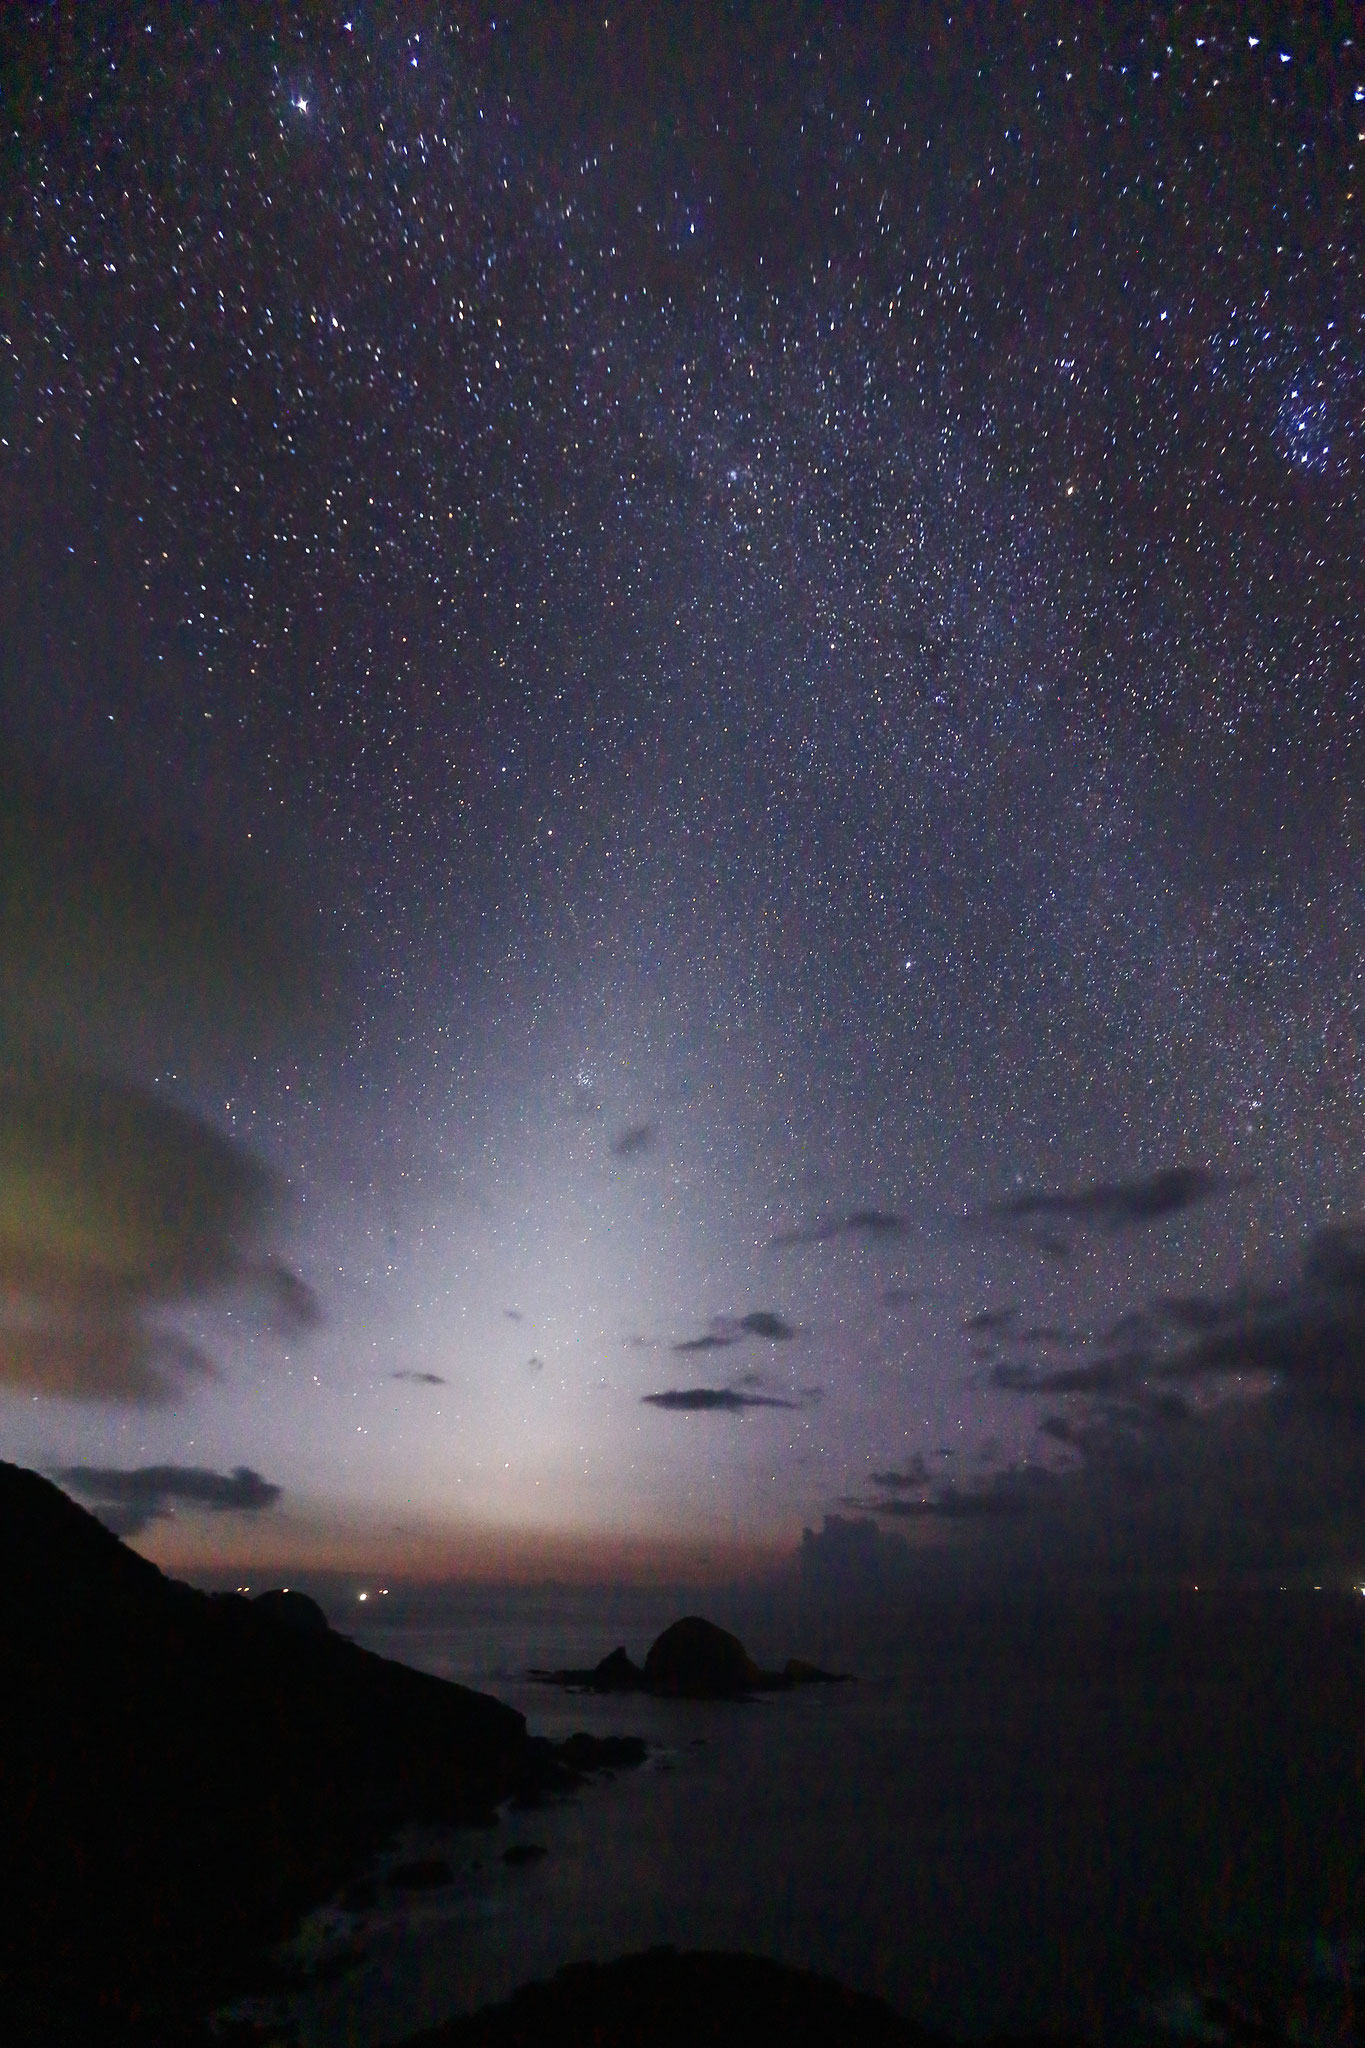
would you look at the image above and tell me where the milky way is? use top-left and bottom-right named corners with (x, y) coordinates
top-left (2, 6), bottom-right (1362, 1578)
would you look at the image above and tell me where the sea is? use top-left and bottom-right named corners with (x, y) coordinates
top-left (218, 1582), bottom-right (1365, 2046)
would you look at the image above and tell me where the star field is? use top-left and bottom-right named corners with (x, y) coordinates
top-left (2, 4), bottom-right (1363, 1578)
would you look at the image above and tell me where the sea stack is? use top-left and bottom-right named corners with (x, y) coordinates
top-left (641, 1616), bottom-right (763, 1697)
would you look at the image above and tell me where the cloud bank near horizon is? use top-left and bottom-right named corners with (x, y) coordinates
top-left (57, 1462), bottom-right (282, 1538)
top-left (841, 1218), bottom-right (1365, 1584)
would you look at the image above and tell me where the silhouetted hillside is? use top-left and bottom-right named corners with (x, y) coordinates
top-left (0, 1462), bottom-right (627, 2044)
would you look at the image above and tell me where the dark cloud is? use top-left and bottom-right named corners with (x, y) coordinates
top-left (845, 1209), bottom-right (908, 1238)
top-left (799, 1514), bottom-right (913, 1589)
top-left (0, 1065), bottom-right (317, 1401)
top-left (770, 1209), bottom-right (907, 1249)
top-left (1157, 1293), bottom-right (1251, 1334)
top-left (946, 1216), bottom-right (1365, 1583)
top-left (849, 1453), bottom-right (1037, 1526)
top-left (979, 1165), bottom-right (1231, 1234)
top-left (610, 1121), bottom-right (654, 1158)
top-left (392, 1370), bottom-right (447, 1385)
top-left (57, 1462), bottom-right (281, 1537)
top-left (1104, 1309), bottom-right (1157, 1345)
top-left (868, 1459), bottom-right (929, 1488)
top-left (1014, 1325), bottom-right (1076, 1347)
top-left (880, 1285), bottom-right (917, 1307)
top-left (738, 1310), bottom-right (796, 1341)
top-left (1175, 1295), bottom-right (1365, 1415)
top-left (993, 1354), bottom-right (1143, 1396)
top-left (642, 1387), bottom-right (799, 1412)
top-left (527, 1354), bottom-right (545, 1374)
top-left (1304, 1222), bottom-right (1365, 1294)
top-left (963, 1306), bottom-right (1015, 1335)
top-left (871, 1488), bottom-right (1030, 1520)
top-left (996, 1225), bottom-right (1365, 1421)
top-left (671, 1309), bottom-right (798, 1352)
top-left (504, 1308), bottom-right (524, 1323)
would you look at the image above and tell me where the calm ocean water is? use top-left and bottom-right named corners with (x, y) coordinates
top-left (222, 1585), bottom-right (1365, 2046)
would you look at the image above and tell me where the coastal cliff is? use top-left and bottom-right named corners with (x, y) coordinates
top-left (0, 1461), bottom-right (632, 2044)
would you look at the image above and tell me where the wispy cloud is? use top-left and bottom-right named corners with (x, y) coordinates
top-left (670, 1309), bottom-right (799, 1352)
top-left (770, 1208), bottom-right (907, 1249)
top-left (976, 1165), bottom-right (1234, 1234)
top-left (963, 1306), bottom-right (1015, 1335)
top-left (610, 1121), bottom-right (654, 1158)
top-left (737, 1310), bottom-right (796, 1340)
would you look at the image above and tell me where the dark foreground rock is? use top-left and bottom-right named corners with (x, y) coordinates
top-left (392, 1946), bottom-right (1088, 2047)
top-left (533, 1613), bottom-right (851, 1698)
top-left (0, 1461), bottom-right (640, 2046)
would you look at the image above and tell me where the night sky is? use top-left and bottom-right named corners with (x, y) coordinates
top-left (2, 3), bottom-right (1363, 1585)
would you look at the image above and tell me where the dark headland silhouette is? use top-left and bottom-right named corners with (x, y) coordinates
top-left (0, 1461), bottom-right (640, 2044)
top-left (533, 1612), bottom-right (851, 1697)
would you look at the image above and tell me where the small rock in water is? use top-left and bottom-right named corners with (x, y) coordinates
top-left (558, 1731), bottom-right (647, 1771)
top-left (591, 1645), bottom-right (646, 1688)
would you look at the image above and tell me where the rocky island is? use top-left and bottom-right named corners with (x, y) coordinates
top-left (532, 1612), bottom-right (851, 1698)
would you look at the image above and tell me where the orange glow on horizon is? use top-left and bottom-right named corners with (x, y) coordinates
top-left (134, 1503), bottom-right (793, 1588)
